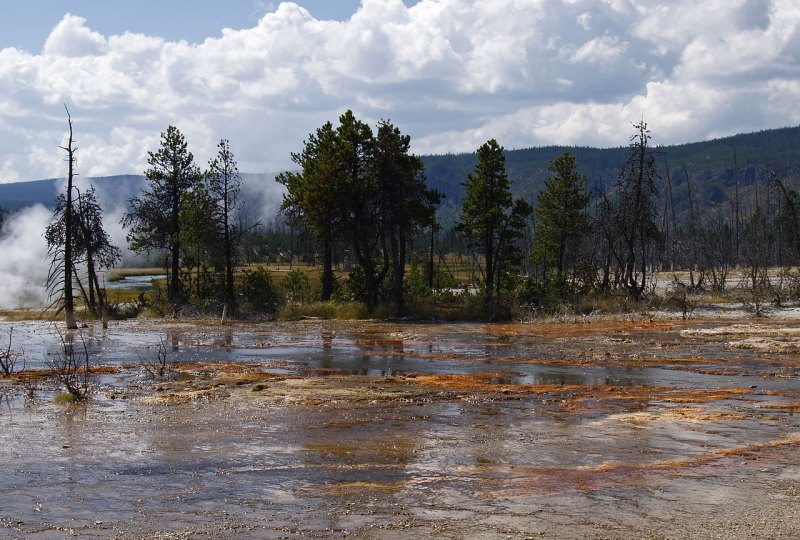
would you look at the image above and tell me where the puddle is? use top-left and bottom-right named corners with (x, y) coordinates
top-left (0, 318), bottom-right (798, 538)
top-left (102, 274), bottom-right (163, 290)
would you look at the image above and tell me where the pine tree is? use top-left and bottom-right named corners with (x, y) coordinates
top-left (123, 126), bottom-right (200, 304)
top-left (207, 139), bottom-right (245, 317)
top-left (373, 120), bottom-right (440, 314)
top-left (458, 139), bottom-right (532, 306)
top-left (277, 121), bottom-right (344, 301)
top-left (532, 152), bottom-right (590, 278)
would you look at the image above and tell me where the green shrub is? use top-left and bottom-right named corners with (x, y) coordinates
top-left (279, 270), bottom-right (313, 303)
top-left (55, 392), bottom-right (79, 404)
top-left (277, 301), bottom-right (369, 320)
top-left (403, 288), bottom-right (486, 321)
top-left (140, 281), bottom-right (171, 317)
top-left (334, 265), bottom-right (366, 303)
top-left (182, 266), bottom-right (225, 307)
top-left (517, 275), bottom-right (578, 313)
top-left (404, 263), bottom-right (432, 302)
top-left (238, 267), bottom-right (283, 315)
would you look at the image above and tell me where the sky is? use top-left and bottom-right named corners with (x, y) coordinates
top-left (0, 0), bottom-right (799, 183)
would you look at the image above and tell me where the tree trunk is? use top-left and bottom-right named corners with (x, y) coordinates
top-left (86, 252), bottom-right (97, 315)
top-left (91, 271), bottom-right (108, 329)
top-left (171, 240), bottom-right (181, 304)
top-left (320, 230), bottom-right (334, 301)
top-left (170, 178), bottom-right (182, 305)
top-left (428, 225), bottom-right (436, 289)
top-left (62, 107), bottom-right (77, 329)
top-left (353, 232), bottom-right (380, 311)
top-left (224, 230), bottom-right (234, 315)
top-left (484, 234), bottom-right (494, 305)
top-left (391, 226), bottom-right (405, 315)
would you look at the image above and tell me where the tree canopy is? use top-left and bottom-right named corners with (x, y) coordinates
top-left (277, 111), bottom-right (440, 313)
top-left (532, 152), bottom-right (590, 278)
top-left (458, 139), bottom-right (532, 308)
top-left (123, 125), bottom-right (200, 304)
top-left (207, 139), bottom-right (246, 317)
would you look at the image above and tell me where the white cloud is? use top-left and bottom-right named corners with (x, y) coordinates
top-left (0, 0), bottom-right (796, 186)
top-left (577, 11), bottom-right (592, 30)
top-left (43, 13), bottom-right (109, 57)
top-left (569, 35), bottom-right (628, 64)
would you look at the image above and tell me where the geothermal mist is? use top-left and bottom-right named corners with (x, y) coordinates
top-left (0, 205), bottom-right (52, 309)
top-left (0, 173), bottom-right (285, 310)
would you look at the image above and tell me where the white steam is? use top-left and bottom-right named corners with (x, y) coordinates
top-left (0, 172), bottom-right (287, 311)
top-left (241, 173), bottom-right (286, 226)
top-left (0, 205), bottom-right (52, 309)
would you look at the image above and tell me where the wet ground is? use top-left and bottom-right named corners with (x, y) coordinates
top-left (0, 316), bottom-right (798, 539)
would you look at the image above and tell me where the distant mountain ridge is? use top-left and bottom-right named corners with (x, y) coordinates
top-left (0, 173), bottom-right (283, 226)
top-left (2, 125), bottom-right (799, 226)
top-left (0, 174), bottom-right (144, 212)
top-left (424, 125), bottom-right (800, 221)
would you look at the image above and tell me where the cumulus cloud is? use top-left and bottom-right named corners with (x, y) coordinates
top-left (0, 0), bottom-right (798, 185)
top-left (43, 13), bottom-right (109, 57)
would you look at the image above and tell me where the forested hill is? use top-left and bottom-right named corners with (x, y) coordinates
top-left (423, 125), bottom-right (800, 221)
top-left (0, 174), bottom-right (145, 212)
top-left (1, 125), bottom-right (799, 226)
top-left (0, 173), bottom-right (281, 225)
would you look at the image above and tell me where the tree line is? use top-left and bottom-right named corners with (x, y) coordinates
top-left (277, 111), bottom-right (441, 313)
top-left (122, 130), bottom-right (247, 318)
top-left (47, 117), bottom-right (250, 325)
top-left (45, 110), bottom-right (800, 325)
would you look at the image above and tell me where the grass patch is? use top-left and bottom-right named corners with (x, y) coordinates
top-left (277, 298), bottom-right (489, 322)
top-left (54, 392), bottom-right (80, 404)
top-left (0, 309), bottom-right (56, 322)
top-left (278, 301), bottom-right (370, 320)
top-left (250, 264), bottom-right (349, 292)
top-left (105, 288), bottom-right (147, 305)
top-left (696, 292), bottom-right (739, 305)
top-left (404, 299), bottom-right (486, 321)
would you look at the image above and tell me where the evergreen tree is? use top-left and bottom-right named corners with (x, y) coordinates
top-left (179, 178), bottom-right (220, 300)
top-left (278, 112), bottom-right (440, 313)
top-left (276, 121), bottom-right (344, 301)
top-left (46, 186), bottom-right (121, 318)
top-left (373, 120), bottom-right (440, 314)
top-left (532, 152), bottom-right (590, 278)
top-left (336, 111), bottom-right (383, 309)
top-left (207, 139), bottom-right (245, 317)
top-left (123, 126), bottom-right (200, 304)
top-left (75, 186), bottom-right (121, 317)
top-left (458, 139), bottom-right (532, 306)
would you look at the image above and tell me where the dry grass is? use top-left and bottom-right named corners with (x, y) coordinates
top-left (278, 301), bottom-right (370, 320)
top-left (0, 308), bottom-right (55, 322)
top-left (104, 289), bottom-right (144, 304)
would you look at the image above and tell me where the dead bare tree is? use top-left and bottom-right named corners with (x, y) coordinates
top-left (0, 328), bottom-right (24, 377)
top-left (139, 337), bottom-right (172, 379)
top-left (46, 105), bottom-right (79, 329)
top-left (614, 121), bottom-right (662, 299)
top-left (47, 328), bottom-right (91, 400)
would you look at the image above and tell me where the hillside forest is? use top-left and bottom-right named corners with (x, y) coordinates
top-left (11, 110), bottom-right (800, 324)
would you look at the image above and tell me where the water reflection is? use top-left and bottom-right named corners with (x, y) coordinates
top-left (102, 274), bottom-right (161, 290)
top-left (1, 320), bottom-right (796, 393)
top-left (0, 318), bottom-right (798, 537)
